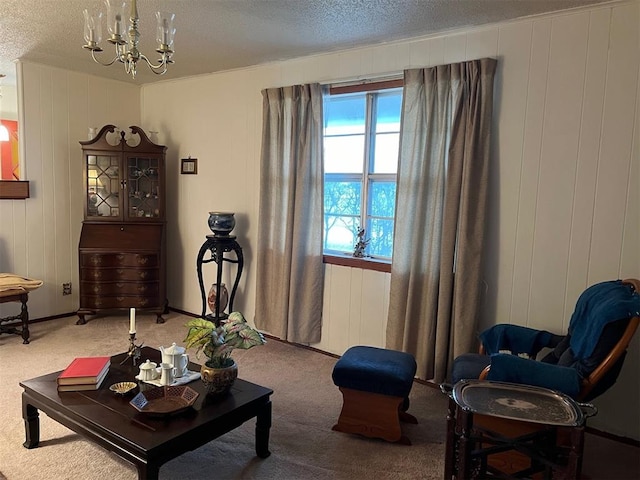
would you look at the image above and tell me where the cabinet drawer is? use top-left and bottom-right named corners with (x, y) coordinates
top-left (80, 281), bottom-right (159, 296)
top-left (80, 295), bottom-right (160, 309)
top-left (81, 253), bottom-right (159, 268)
top-left (81, 268), bottom-right (159, 282)
top-left (79, 223), bottom-right (163, 249)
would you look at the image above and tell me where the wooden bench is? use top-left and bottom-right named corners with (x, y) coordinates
top-left (0, 274), bottom-right (43, 344)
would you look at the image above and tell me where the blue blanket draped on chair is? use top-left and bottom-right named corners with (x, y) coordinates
top-left (568, 280), bottom-right (640, 359)
top-left (479, 324), bottom-right (556, 357)
top-left (482, 280), bottom-right (640, 398)
top-left (486, 353), bottom-right (581, 398)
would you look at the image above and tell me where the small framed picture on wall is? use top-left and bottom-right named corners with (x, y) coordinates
top-left (181, 157), bottom-right (198, 174)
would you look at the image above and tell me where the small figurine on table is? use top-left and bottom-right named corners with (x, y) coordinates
top-left (353, 228), bottom-right (370, 258)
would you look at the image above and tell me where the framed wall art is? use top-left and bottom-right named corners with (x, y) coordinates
top-left (181, 157), bottom-right (198, 174)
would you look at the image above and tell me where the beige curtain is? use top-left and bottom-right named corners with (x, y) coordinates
top-left (254, 84), bottom-right (324, 343)
top-left (386, 58), bottom-right (497, 382)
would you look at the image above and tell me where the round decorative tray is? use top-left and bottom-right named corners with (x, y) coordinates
top-left (452, 380), bottom-right (585, 427)
top-left (129, 385), bottom-right (199, 416)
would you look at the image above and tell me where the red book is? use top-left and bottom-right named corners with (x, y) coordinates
top-left (57, 368), bottom-right (109, 391)
top-left (57, 356), bottom-right (111, 386)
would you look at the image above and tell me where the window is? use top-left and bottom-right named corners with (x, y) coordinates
top-left (323, 82), bottom-right (402, 260)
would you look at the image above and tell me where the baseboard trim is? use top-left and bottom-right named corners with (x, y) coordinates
top-left (31, 307), bottom-right (195, 324)
top-left (168, 307), bottom-right (198, 318)
top-left (585, 426), bottom-right (640, 447)
top-left (268, 336), bottom-right (341, 360)
top-left (26, 312), bottom-right (77, 324)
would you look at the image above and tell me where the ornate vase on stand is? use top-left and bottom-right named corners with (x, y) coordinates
top-left (207, 212), bottom-right (236, 236)
top-left (207, 283), bottom-right (229, 317)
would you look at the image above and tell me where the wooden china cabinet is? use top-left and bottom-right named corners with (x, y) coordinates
top-left (77, 125), bottom-right (167, 325)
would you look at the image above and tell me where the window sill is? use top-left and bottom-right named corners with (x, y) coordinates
top-left (323, 254), bottom-right (391, 273)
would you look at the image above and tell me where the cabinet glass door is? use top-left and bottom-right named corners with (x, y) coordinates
top-left (87, 154), bottom-right (121, 218)
top-left (126, 156), bottom-right (162, 220)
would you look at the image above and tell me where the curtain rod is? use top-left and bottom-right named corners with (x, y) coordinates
top-left (321, 73), bottom-right (403, 89)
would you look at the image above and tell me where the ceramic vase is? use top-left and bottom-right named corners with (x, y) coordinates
top-left (207, 212), bottom-right (236, 236)
top-left (200, 360), bottom-right (238, 396)
top-left (207, 283), bottom-right (229, 315)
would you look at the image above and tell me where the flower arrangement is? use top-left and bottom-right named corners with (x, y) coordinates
top-left (183, 312), bottom-right (266, 368)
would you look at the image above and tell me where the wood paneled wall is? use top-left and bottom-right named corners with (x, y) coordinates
top-left (0, 62), bottom-right (140, 319)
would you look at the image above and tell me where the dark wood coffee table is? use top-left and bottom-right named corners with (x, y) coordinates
top-left (20, 347), bottom-right (273, 479)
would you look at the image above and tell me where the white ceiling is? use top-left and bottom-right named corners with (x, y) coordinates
top-left (0, 0), bottom-right (614, 86)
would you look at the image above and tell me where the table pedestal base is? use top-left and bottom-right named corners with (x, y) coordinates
top-left (445, 397), bottom-right (585, 480)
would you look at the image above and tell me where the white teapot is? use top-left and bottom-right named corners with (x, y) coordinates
top-left (137, 359), bottom-right (160, 382)
top-left (160, 342), bottom-right (189, 378)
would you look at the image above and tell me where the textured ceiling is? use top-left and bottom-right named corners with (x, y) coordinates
top-left (0, 0), bottom-right (614, 86)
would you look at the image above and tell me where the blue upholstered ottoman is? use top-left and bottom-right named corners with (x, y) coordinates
top-left (331, 346), bottom-right (418, 444)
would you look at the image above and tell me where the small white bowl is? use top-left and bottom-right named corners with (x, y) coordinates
top-left (109, 382), bottom-right (137, 395)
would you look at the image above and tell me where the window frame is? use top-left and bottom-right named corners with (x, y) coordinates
top-left (322, 78), bottom-right (403, 267)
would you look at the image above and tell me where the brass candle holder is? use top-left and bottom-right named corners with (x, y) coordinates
top-left (120, 332), bottom-right (143, 366)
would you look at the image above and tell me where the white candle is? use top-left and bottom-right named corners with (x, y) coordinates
top-left (129, 308), bottom-right (136, 334)
top-left (162, 19), bottom-right (169, 44)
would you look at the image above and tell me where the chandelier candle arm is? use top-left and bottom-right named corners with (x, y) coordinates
top-left (83, 9), bottom-right (103, 50)
top-left (82, 0), bottom-right (175, 79)
top-left (156, 11), bottom-right (176, 53)
top-left (106, 1), bottom-right (126, 44)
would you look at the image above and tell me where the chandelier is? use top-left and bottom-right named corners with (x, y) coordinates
top-left (83, 0), bottom-right (175, 79)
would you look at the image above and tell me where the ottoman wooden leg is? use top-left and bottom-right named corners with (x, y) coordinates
top-left (399, 410), bottom-right (418, 424)
top-left (332, 387), bottom-right (412, 444)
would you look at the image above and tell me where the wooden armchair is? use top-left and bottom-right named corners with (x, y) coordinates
top-left (446, 279), bottom-right (640, 478)
top-left (452, 278), bottom-right (640, 402)
top-left (575, 279), bottom-right (639, 400)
